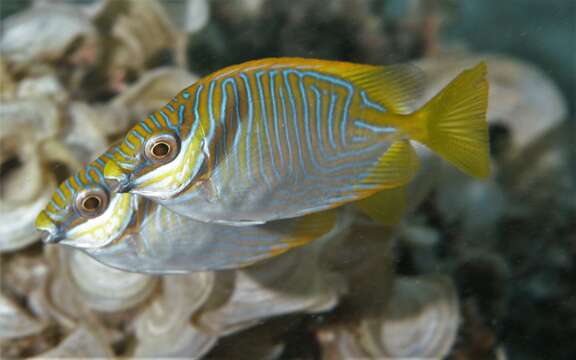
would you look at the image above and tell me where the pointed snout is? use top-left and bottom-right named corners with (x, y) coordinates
top-left (35, 211), bottom-right (64, 244)
top-left (103, 160), bottom-right (133, 193)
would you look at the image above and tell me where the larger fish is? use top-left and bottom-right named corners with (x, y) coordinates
top-left (34, 149), bottom-right (340, 273)
top-left (104, 58), bottom-right (490, 225)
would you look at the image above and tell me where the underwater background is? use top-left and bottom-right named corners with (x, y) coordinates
top-left (1, 0), bottom-right (574, 359)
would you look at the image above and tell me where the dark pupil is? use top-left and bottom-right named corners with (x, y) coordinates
top-left (82, 196), bottom-right (101, 211)
top-left (152, 142), bottom-right (170, 157)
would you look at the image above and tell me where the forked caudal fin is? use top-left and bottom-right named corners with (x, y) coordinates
top-left (409, 62), bottom-right (491, 179)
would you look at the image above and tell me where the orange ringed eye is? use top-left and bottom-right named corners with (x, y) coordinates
top-left (81, 196), bottom-right (101, 211)
top-left (151, 142), bottom-right (171, 158)
top-left (76, 187), bottom-right (108, 217)
top-left (144, 134), bottom-right (178, 162)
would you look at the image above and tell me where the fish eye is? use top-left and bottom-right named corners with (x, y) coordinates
top-left (144, 134), bottom-right (179, 163)
top-left (152, 142), bottom-right (170, 157)
top-left (82, 196), bottom-right (101, 210)
top-left (75, 187), bottom-right (109, 218)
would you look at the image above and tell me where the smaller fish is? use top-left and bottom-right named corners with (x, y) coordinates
top-left (34, 149), bottom-right (340, 273)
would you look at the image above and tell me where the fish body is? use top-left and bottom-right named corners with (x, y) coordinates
top-left (83, 199), bottom-right (345, 274)
top-left (35, 148), bottom-right (339, 272)
top-left (105, 58), bottom-right (490, 225)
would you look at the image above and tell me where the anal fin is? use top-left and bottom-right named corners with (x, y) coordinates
top-left (356, 186), bottom-right (407, 226)
top-left (267, 210), bottom-right (338, 257)
top-left (361, 139), bottom-right (419, 190)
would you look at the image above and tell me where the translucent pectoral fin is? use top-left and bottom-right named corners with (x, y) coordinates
top-left (356, 186), bottom-right (407, 226)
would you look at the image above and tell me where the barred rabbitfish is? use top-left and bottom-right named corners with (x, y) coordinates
top-left (104, 58), bottom-right (490, 225)
top-left (35, 148), bottom-right (338, 272)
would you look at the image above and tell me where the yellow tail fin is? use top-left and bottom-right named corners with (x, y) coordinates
top-left (410, 62), bottom-right (491, 178)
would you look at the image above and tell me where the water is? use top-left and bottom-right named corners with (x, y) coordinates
top-left (0, 0), bottom-right (574, 358)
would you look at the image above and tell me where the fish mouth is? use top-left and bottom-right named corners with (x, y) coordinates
top-left (105, 176), bottom-right (133, 193)
top-left (41, 231), bottom-right (65, 244)
top-left (117, 181), bottom-right (133, 193)
top-left (103, 160), bottom-right (133, 193)
top-left (35, 211), bottom-right (64, 244)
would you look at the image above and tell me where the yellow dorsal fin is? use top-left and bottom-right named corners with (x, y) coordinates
top-left (356, 186), bottom-right (407, 226)
top-left (338, 63), bottom-right (425, 113)
top-left (239, 58), bottom-right (425, 114)
top-left (361, 139), bottom-right (420, 190)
